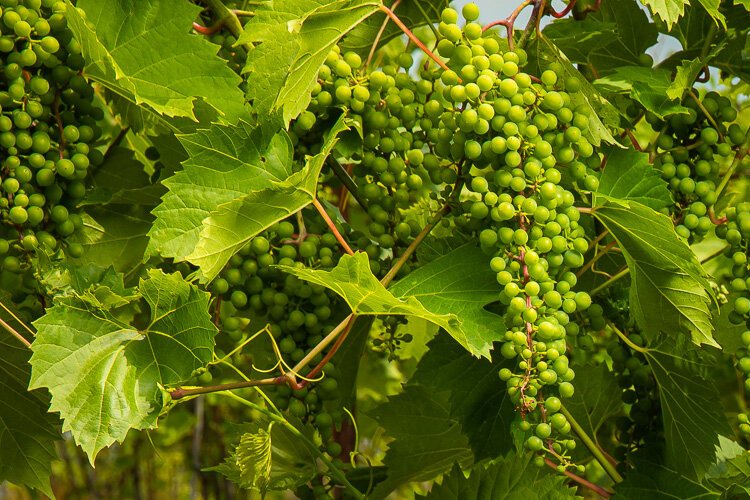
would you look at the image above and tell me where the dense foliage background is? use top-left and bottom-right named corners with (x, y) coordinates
top-left (0, 0), bottom-right (749, 498)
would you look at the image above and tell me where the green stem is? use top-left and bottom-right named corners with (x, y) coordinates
top-left (0, 316), bottom-right (31, 348)
top-left (328, 157), bottom-right (368, 210)
top-left (560, 405), bottom-right (623, 484)
top-left (608, 321), bottom-right (647, 354)
top-left (590, 268), bottom-right (629, 296)
top-left (224, 392), bottom-right (364, 499)
top-left (203, 0), bottom-right (248, 46)
top-left (381, 203), bottom-right (448, 287)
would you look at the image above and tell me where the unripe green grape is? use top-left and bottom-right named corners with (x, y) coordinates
top-left (8, 205), bottom-right (28, 224)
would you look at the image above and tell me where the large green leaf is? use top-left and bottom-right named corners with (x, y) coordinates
top-left (592, 197), bottom-right (716, 347)
top-left (639, 0), bottom-right (689, 29)
top-left (208, 420), bottom-right (317, 492)
top-left (411, 335), bottom-right (515, 460)
top-left (29, 270), bottom-right (217, 462)
top-left (342, 0), bottom-right (448, 55)
top-left (532, 34), bottom-right (619, 146)
top-left (563, 364), bottom-right (622, 448)
top-left (597, 147), bottom-right (673, 209)
top-left (369, 385), bottom-right (473, 499)
top-left (0, 329), bottom-right (59, 496)
top-left (546, 1), bottom-right (658, 74)
top-left (278, 244), bottom-right (502, 358)
top-left (643, 343), bottom-right (732, 478)
top-left (594, 66), bottom-right (691, 119)
top-left (82, 147), bottom-right (165, 207)
top-left (66, 0), bottom-right (244, 123)
top-left (420, 453), bottom-right (578, 500)
top-left (186, 115), bottom-right (349, 282)
top-left (240, 0), bottom-right (379, 123)
top-left (538, 18), bottom-right (618, 64)
top-left (615, 448), bottom-right (720, 499)
top-left (147, 120), bottom-right (292, 263)
top-left (74, 205), bottom-right (153, 273)
top-left (659, 4), bottom-right (750, 81)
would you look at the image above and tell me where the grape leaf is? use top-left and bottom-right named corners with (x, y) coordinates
top-left (235, 428), bottom-right (273, 491)
top-left (705, 438), bottom-right (750, 495)
top-left (540, 19), bottom-right (618, 64)
top-left (615, 447), bottom-right (720, 499)
top-left (0, 329), bottom-right (59, 496)
top-left (577, 1), bottom-right (659, 74)
top-left (147, 120), bottom-right (292, 264)
top-left (74, 205), bottom-right (153, 273)
top-left (643, 343), bottom-right (732, 478)
top-left (695, 0), bottom-right (727, 28)
top-left (592, 197), bottom-right (716, 347)
top-left (419, 453), bottom-right (578, 500)
top-left (208, 420), bottom-right (317, 492)
top-left (738, 0), bottom-right (750, 9)
top-left (532, 34), bottom-right (620, 146)
top-left (544, 1), bottom-right (658, 77)
top-left (82, 147), bottom-right (165, 207)
top-left (597, 147), bottom-right (673, 209)
top-left (659, 5), bottom-right (750, 81)
top-left (368, 385), bottom-right (473, 500)
top-left (29, 270), bottom-right (217, 462)
top-left (186, 115), bottom-right (349, 282)
top-left (240, 0), bottom-right (379, 123)
top-left (563, 364), bottom-right (622, 448)
top-left (65, 0), bottom-right (244, 123)
top-left (277, 244), bottom-right (503, 358)
top-left (411, 335), bottom-right (516, 460)
top-left (638, 0), bottom-right (689, 29)
top-left (594, 66), bottom-right (691, 119)
top-left (342, 0), bottom-right (448, 56)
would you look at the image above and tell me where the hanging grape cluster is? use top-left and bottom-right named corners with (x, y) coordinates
top-left (649, 91), bottom-right (744, 241)
top-left (0, 0), bottom-right (103, 296)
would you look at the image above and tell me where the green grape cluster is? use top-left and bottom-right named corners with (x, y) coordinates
top-left (0, 0), bottom-right (103, 291)
top-left (717, 202), bottom-right (750, 328)
top-left (300, 45), bottom-right (434, 273)
top-left (211, 217), bottom-right (349, 453)
top-left (649, 91), bottom-right (745, 240)
top-left (606, 334), bottom-right (660, 466)
top-left (421, 3), bottom-right (595, 470)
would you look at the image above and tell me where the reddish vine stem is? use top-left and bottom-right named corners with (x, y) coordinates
top-left (625, 129), bottom-right (643, 152)
top-left (378, 3), bottom-right (452, 75)
top-left (544, 458), bottom-right (612, 498)
top-left (708, 206), bottom-right (727, 225)
top-left (366, 0), bottom-right (402, 68)
top-left (300, 315), bottom-right (357, 383)
top-left (169, 376), bottom-right (279, 399)
top-left (482, 0), bottom-right (533, 50)
top-left (549, 0), bottom-right (576, 18)
top-left (192, 20), bottom-right (223, 35)
top-left (312, 198), bottom-right (354, 256)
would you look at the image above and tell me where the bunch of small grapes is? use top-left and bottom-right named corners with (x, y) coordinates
top-left (718, 202), bottom-right (750, 328)
top-left (649, 91), bottom-right (745, 240)
top-left (606, 333), bottom-right (660, 467)
top-left (429, 2), bottom-right (598, 471)
top-left (0, 0), bottom-right (104, 289)
top-left (297, 45), bottom-right (439, 274)
top-left (211, 217), bottom-right (349, 454)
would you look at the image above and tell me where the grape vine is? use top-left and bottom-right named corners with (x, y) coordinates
top-left (1, 0), bottom-right (749, 499)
